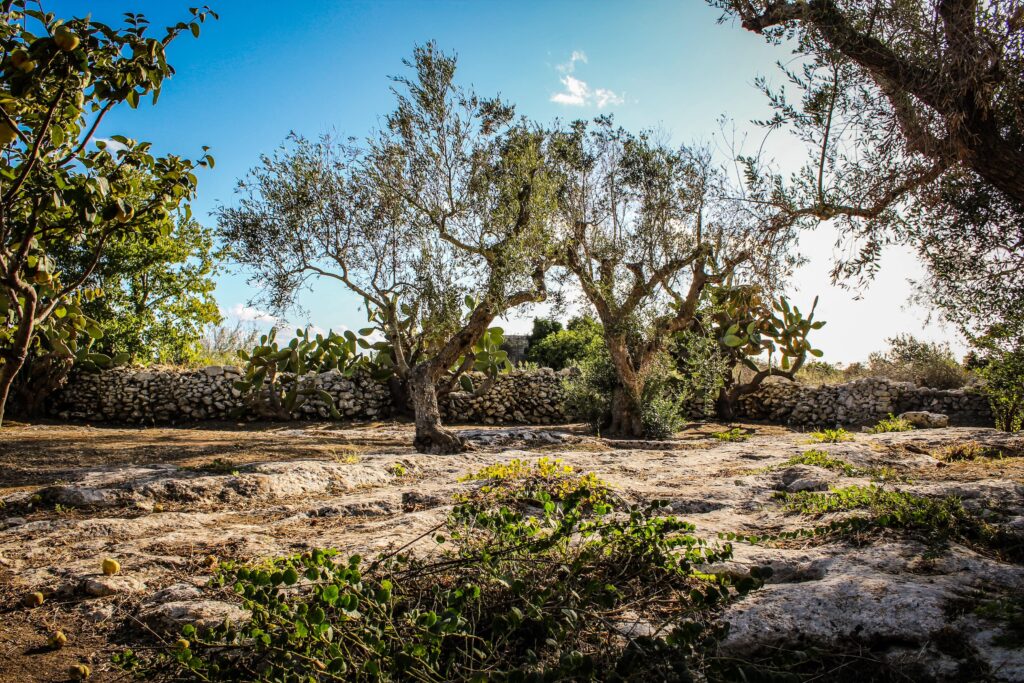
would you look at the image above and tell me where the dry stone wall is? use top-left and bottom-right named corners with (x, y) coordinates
top-left (441, 369), bottom-right (569, 424)
top-left (49, 366), bottom-right (567, 425)
top-left (50, 366), bottom-right (390, 423)
top-left (736, 376), bottom-right (991, 427)
top-left (47, 366), bottom-right (990, 427)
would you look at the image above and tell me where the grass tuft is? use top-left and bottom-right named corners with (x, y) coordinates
top-left (867, 413), bottom-right (915, 434)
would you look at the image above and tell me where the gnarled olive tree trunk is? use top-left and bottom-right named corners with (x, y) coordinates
top-left (0, 293), bottom-right (37, 428)
top-left (409, 364), bottom-right (465, 454)
top-left (408, 304), bottom-right (498, 454)
top-left (605, 335), bottom-right (646, 437)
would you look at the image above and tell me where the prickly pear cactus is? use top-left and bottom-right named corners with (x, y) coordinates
top-left (713, 285), bottom-right (824, 373)
top-left (233, 327), bottom-right (365, 420)
top-left (703, 284), bottom-right (826, 417)
top-left (358, 294), bottom-right (513, 399)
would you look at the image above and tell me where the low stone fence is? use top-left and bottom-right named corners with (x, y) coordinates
top-left (46, 366), bottom-right (990, 428)
top-left (50, 366), bottom-right (390, 423)
top-left (442, 369), bottom-right (569, 424)
top-left (49, 366), bottom-right (568, 425)
top-left (736, 376), bottom-right (991, 427)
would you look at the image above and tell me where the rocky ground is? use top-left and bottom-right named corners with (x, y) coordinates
top-left (0, 420), bottom-right (1022, 681)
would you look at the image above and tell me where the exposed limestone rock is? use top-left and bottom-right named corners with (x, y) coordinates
top-left (2, 423), bottom-right (1019, 681)
top-left (141, 600), bottom-right (250, 633)
top-left (82, 574), bottom-right (146, 597)
top-left (900, 410), bottom-right (951, 428)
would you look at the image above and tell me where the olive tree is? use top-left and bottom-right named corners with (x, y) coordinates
top-left (550, 119), bottom-right (798, 435)
top-left (219, 44), bottom-right (557, 453)
top-left (711, 0), bottom-right (1024, 342)
top-left (0, 2), bottom-right (215, 426)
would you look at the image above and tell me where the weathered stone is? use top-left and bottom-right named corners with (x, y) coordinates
top-left (899, 411), bottom-right (950, 428)
top-left (83, 575), bottom-right (146, 597)
top-left (141, 600), bottom-right (249, 633)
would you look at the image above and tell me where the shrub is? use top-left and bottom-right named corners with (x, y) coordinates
top-left (562, 347), bottom-right (618, 431)
top-left (457, 457), bottom-right (610, 508)
top-left (119, 476), bottom-right (769, 681)
top-left (866, 334), bottom-right (968, 389)
top-left (867, 413), bottom-right (916, 434)
top-left (526, 316), bottom-right (603, 370)
top-left (770, 484), bottom-right (1022, 562)
top-left (526, 317), bottom-right (562, 347)
top-left (755, 450), bottom-right (897, 481)
top-left (977, 346), bottom-right (1024, 432)
top-left (671, 330), bottom-right (729, 417)
top-left (640, 393), bottom-right (687, 440)
top-left (784, 449), bottom-right (859, 475)
top-left (795, 360), bottom-right (845, 385)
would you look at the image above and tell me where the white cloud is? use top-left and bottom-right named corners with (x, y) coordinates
top-left (225, 303), bottom-right (277, 324)
top-left (549, 52), bottom-right (624, 109)
top-left (557, 50), bottom-right (588, 74)
top-left (551, 75), bottom-right (590, 106)
top-left (594, 88), bottom-right (625, 108)
top-left (95, 137), bottom-right (128, 153)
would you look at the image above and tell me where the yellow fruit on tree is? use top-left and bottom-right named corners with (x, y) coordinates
top-left (54, 27), bottom-right (80, 52)
top-left (115, 205), bottom-right (135, 223)
top-left (10, 49), bottom-right (36, 73)
top-left (0, 122), bottom-right (17, 146)
top-left (101, 558), bottom-right (120, 576)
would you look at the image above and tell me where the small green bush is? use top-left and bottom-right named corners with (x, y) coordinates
top-left (458, 457), bottom-right (610, 508)
top-left (783, 449), bottom-right (858, 475)
top-left (754, 450), bottom-right (897, 481)
top-left (774, 484), bottom-right (1021, 561)
top-left (526, 316), bottom-right (604, 370)
top-left (119, 476), bottom-right (770, 681)
top-left (978, 346), bottom-right (1024, 432)
top-left (807, 428), bottom-right (854, 443)
top-left (867, 413), bottom-right (915, 434)
top-left (867, 334), bottom-right (969, 389)
top-left (562, 347), bottom-right (618, 431)
top-left (713, 427), bottom-right (749, 442)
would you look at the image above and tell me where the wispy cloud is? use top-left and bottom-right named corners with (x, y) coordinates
top-left (225, 303), bottom-right (277, 324)
top-left (550, 51), bottom-right (624, 109)
top-left (557, 50), bottom-right (588, 74)
top-left (95, 137), bottom-right (129, 153)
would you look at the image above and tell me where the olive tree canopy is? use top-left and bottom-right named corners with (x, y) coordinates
top-left (219, 44), bottom-right (558, 452)
top-left (550, 118), bottom-right (800, 435)
top-left (711, 0), bottom-right (1024, 342)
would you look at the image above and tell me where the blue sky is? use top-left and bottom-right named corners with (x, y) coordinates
top-left (53, 0), bottom-right (964, 362)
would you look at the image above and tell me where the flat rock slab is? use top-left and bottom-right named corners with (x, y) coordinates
top-left (900, 411), bottom-right (951, 428)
